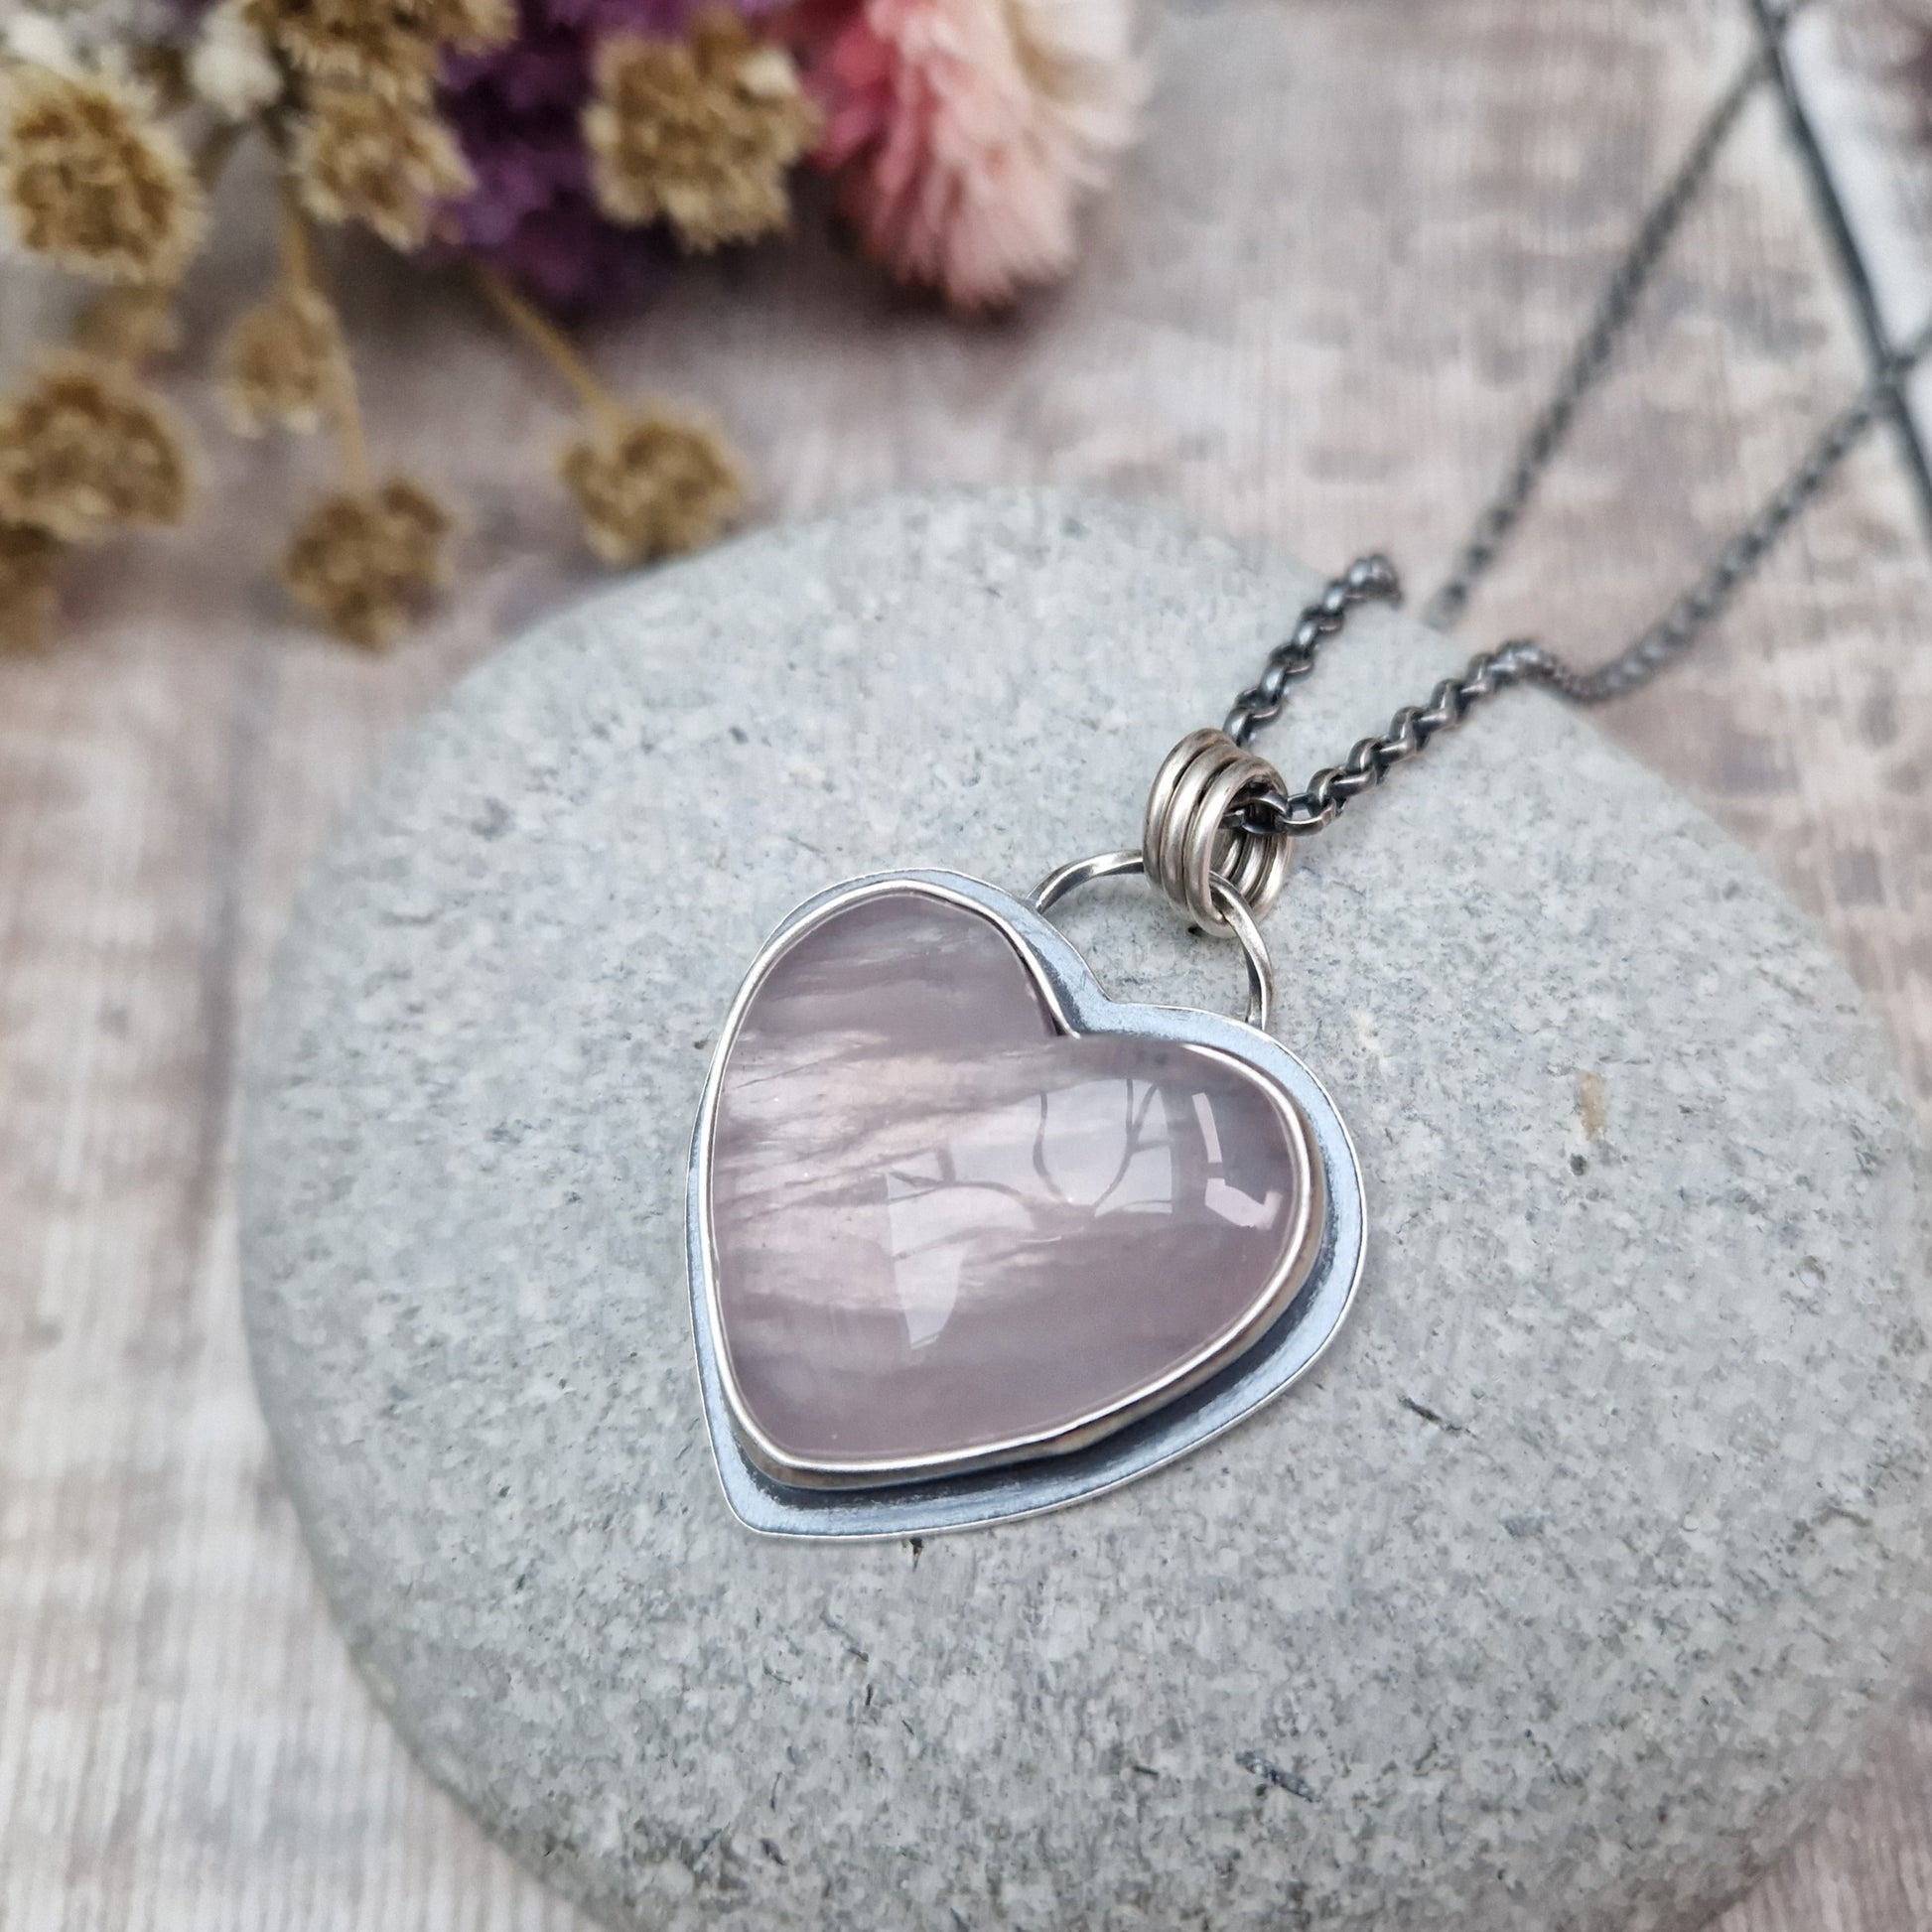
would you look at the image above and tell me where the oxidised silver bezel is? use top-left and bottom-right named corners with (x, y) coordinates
top-left (685, 868), bottom-right (1367, 1539)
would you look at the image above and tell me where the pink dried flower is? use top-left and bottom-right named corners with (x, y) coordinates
top-left (796, 0), bottom-right (1142, 310)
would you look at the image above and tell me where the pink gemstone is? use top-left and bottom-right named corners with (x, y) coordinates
top-left (703, 888), bottom-right (1315, 1484)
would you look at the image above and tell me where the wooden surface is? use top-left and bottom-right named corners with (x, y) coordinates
top-left (4, 1), bottom-right (1932, 1926)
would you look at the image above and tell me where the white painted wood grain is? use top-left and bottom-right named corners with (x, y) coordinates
top-left (1789, 1), bottom-right (1932, 439)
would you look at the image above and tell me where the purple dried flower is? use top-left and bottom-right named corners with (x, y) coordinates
top-left (437, 0), bottom-right (783, 317)
top-left (545, 0), bottom-right (695, 31)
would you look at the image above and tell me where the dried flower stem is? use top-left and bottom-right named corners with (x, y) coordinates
top-left (474, 263), bottom-right (618, 423)
top-left (326, 334), bottom-right (369, 487)
top-left (196, 116), bottom-right (249, 193)
top-left (72, 285), bottom-right (177, 368)
top-left (282, 182), bottom-right (369, 485)
top-left (278, 170), bottom-right (319, 296)
top-left (131, 44), bottom-right (198, 116)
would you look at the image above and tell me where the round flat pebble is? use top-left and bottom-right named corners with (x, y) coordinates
top-left (241, 488), bottom-right (1932, 1932)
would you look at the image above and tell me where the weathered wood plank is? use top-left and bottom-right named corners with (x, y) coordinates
top-left (1706, 7), bottom-right (1932, 1929)
top-left (3, 2), bottom-right (1930, 1926)
top-left (1789, 1), bottom-right (1932, 403)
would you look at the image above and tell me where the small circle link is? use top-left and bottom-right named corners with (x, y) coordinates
top-left (1028, 851), bottom-right (1276, 1033)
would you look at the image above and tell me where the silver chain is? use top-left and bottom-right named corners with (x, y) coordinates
top-left (1419, 1), bottom-right (1811, 636)
top-left (1512, 310), bottom-right (1932, 704)
top-left (1226, 8), bottom-right (1932, 843)
top-left (1221, 553), bottom-right (1403, 745)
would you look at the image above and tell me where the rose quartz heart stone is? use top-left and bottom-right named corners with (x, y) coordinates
top-left (704, 888), bottom-right (1311, 1482)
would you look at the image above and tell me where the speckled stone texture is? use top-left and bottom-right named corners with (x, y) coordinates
top-left (241, 489), bottom-right (1932, 1932)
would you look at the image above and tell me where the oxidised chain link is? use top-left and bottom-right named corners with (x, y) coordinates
top-left (1420, 2), bottom-right (1810, 635)
top-left (1231, 634), bottom-right (1548, 837)
top-left (1521, 310), bottom-right (1932, 704)
top-left (1221, 554), bottom-right (1402, 746)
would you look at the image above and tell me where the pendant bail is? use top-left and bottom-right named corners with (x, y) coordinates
top-left (1142, 728), bottom-right (1293, 932)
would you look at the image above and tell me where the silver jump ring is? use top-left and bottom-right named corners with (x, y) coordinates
top-left (1027, 850), bottom-right (1277, 1033)
top-left (1142, 728), bottom-right (1293, 932)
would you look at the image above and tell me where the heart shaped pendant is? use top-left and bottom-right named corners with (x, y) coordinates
top-left (686, 867), bottom-right (1365, 1538)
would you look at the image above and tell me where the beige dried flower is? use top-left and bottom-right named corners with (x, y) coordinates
top-left (586, 12), bottom-right (818, 250)
top-left (0, 522), bottom-right (66, 651)
top-left (4, 12), bottom-right (80, 74)
top-left (220, 284), bottom-right (345, 434)
top-left (71, 283), bottom-right (180, 363)
top-left (0, 352), bottom-right (191, 541)
top-left (7, 0), bottom-right (181, 69)
top-left (250, 0), bottom-right (439, 101)
top-left (280, 474), bottom-right (452, 646)
top-left (291, 84), bottom-right (472, 248)
top-left (0, 66), bottom-right (206, 283)
top-left (404, 0), bottom-right (514, 57)
top-left (191, 0), bottom-right (286, 120)
top-left (558, 402), bottom-right (743, 565)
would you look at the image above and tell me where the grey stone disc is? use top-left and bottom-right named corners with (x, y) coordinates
top-left (241, 489), bottom-right (1932, 1932)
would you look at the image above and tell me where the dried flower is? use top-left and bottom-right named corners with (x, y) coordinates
top-left (4, 12), bottom-right (81, 74)
top-left (220, 284), bottom-right (346, 434)
top-left (5, 0), bottom-right (177, 71)
top-left (440, 2), bottom-right (670, 318)
top-left (71, 283), bottom-right (180, 363)
top-left (0, 352), bottom-right (191, 541)
top-left (248, 0), bottom-right (519, 103)
top-left (406, 0), bottom-right (516, 57)
top-left (292, 84), bottom-right (474, 247)
top-left (0, 66), bottom-right (206, 284)
top-left (440, 0), bottom-right (796, 315)
top-left (799, 0), bottom-right (1142, 308)
top-left (280, 474), bottom-right (453, 646)
top-left (586, 11), bottom-right (818, 250)
top-left (557, 401), bottom-right (742, 564)
top-left (0, 522), bottom-right (66, 651)
top-left (252, 0), bottom-right (438, 99)
top-left (190, 0), bottom-right (286, 119)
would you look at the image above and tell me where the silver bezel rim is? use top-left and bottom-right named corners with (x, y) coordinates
top-left (685, 868), bottom-right (1367, 1539)
top-left (697, 875), bottom-right (1320, 1487)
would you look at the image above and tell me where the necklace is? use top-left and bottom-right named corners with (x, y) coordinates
top-left (686, 39), bottom-right (1932, 1540)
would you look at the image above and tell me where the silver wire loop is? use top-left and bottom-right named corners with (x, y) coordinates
top-left (1028, 850), bottom-right (1277, 1034)
top-left (1141, 729), bottom-right (1294, 932)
